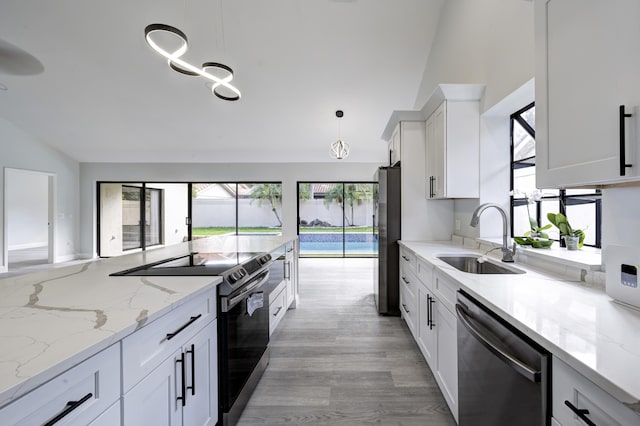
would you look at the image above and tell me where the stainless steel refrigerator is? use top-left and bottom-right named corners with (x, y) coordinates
top-left (373, 166), bottom-right (401, 315)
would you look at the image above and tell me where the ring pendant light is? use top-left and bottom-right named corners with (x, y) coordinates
top-left (144, 23), bottom-right (241, 101)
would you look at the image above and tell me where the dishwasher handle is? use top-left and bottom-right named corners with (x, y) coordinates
top-left (456, 303), bottom-right (541, 383)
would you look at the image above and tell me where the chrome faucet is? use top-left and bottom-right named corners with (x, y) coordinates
top-left (470, 203), bottom-right (516, 263)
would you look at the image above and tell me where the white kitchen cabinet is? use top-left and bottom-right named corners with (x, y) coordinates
top-left (121, 289), bottom-right (216, 393)
top-left (424, 99), bottom-right (480, 199)
top-left (269, 280), bottom-right (287, 336)
top-left (417, 280), bottom-right (436, 369)
top-left (382, 115), bottom-right (454, 240)
top-left (389, 123), bottom-right (401, 166)
top-left (123, 319), bottom-right (218, 426)
top-left (284, 241), bottom-right (297, 308)
top-left (400, 279), bottom-right (417, 337)
top-left (0, 343), bottom-right (120, 426)
top-left (399, 249), bottom-right (459, 422)
top-left (434, 294), bottom-right (458, 423)
top-left (88, 401), bottom-right (121, 426)
top-left (552, 357), bottom-right (640, 426)
top-left (535, 0), bottom-right (640, 187)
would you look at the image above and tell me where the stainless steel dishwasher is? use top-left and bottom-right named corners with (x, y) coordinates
top-left (456, 290), bottom-right (549, 425)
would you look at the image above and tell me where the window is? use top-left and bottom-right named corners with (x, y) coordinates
top-left (297, 182), bottom-right (377, 258)
top-left (99, 183), bottom-right (164, 255)
top-left (510, 103), bottom-right (602, 248)
top-left (191, 183), bottom-right (282, 238)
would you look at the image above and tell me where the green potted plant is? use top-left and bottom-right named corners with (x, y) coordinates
top-left (511, 189), bottom-right (554, 248)
top-left (546, 212), bottom-right (585, 250)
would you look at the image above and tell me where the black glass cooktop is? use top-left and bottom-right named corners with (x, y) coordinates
top-left (110, 252), bottom-right (262, 276)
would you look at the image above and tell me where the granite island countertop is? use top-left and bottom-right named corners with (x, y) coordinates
top-left (399, 240), bottom-right (640, 415)
top-left (0, 234), bottom-right (296, 408)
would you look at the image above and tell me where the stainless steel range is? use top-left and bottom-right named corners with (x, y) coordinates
top-left (112, 249), bottom-right (280, 426)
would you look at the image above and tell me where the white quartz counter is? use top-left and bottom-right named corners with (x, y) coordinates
top-left (399, 240), bottom-right (640, 413)
top-left (0, 235), bottom-right (295, 408)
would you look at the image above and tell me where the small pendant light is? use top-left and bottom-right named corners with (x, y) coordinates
top-left (330, 110), bottom-right (350, 160)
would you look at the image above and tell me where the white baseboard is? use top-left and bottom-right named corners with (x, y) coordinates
top-left (8, 242), bottom-right (48, 251)
top-left (55, 254), bottom-right (77, 263)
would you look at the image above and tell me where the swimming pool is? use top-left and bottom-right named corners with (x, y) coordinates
top-left (299, 233), bottom-right (378, 257)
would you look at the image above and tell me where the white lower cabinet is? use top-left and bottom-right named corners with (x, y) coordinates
top-left (0, 343), bottom-right (120, 426)
top-left (417, 283), bottom-right (436, 368)
top-left (123, 319), bottom-right (218, 426)
top-left (434, 297), bottom-right (458, 422)
top-left (269, 280), bottom-right (288, 336)
top-left (400, 251), bottom-right (458, 422)
top-left (89, 401), bottom-right (121, 426)
top-left (552, 357), bottom-right (640, 426)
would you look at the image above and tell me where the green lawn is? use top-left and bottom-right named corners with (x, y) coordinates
top-left (192, 227), bottom-right (282, 236)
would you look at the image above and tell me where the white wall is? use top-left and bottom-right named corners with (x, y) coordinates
top-left (415, 0), bottom-right (535, 240)
top-left (79, 162), bottom-right (380, 258)
top-left (0, 118), bottom-right (79, 271)
top-left (414, 0), bottom-right (535, 114)
top-left (6, 169), bottom-right (49, 249)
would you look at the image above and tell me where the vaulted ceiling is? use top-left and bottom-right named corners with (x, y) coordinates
top-left (0, 0), bottom-right (444, 163)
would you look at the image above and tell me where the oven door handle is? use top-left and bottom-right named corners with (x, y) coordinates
top-left (222, 270), bottom-right (270, 312)
top-left (455, 303), bottom-right (541, 383)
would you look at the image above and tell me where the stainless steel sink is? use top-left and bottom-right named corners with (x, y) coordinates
top-left (437, 255), bottom-right (525, 275)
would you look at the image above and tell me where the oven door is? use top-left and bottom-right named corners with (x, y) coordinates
top-left (218, 269), bottom-right (271, 414)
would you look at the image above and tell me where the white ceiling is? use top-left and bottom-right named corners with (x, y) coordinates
top-left (0, 0), bottom-right (443, 163)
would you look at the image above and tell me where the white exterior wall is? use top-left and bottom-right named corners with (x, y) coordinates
top-left (0, 118), bottom-right (79, 271)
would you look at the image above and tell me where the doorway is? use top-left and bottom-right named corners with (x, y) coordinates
top-left (297, 182), bottom-right (378, 258)
top-left (4, 168), bottom-right (55, 272)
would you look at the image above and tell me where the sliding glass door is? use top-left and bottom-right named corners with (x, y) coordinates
top-left (297, 182), bottom-right (377, 258)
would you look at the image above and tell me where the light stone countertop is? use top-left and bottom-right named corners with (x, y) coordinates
top-left (399, 240), bottom-right (640, 414)
top-left (0, 235), bottom-right (295, 408)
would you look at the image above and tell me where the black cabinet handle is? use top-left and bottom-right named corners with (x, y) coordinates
top-left (401, 276), bottom-right (410, 285)
top-left (176, 352), bottom-right (186, 406)
top-left (402, 303), bottom-right (410, 314)
top-left (564, 400), bottom-right (596, 426)
top-left (166, 314), bottom-right (202, 341)
top-left (43, 393), bottom-right (93, 426)
top-left (620, 104), bottom-right (633, 176)
top-left (428, 296), bottom-right (435, 330)
top-left (273, 306), bottom-right (283, 317)
top-left (186, 344), bottom-right (195, 396)
top-left (426, 295), bottom-right (431, 327)
top-left (401, 255), bottom-right (410, 262)
top-left (429, 176), bottom-right (434, 198)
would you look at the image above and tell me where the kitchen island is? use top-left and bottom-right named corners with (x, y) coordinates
top-left (399, 240), bottom-right (640, 424)
top-left (0, 234), bottom-right (296, 416)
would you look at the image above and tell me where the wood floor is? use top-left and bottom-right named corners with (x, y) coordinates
top-left (237, 258), bottom-right (456, 426)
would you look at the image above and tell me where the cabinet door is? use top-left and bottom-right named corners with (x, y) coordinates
top-left (432, 102), bottom-right (446, 198)
top-left (536, 0), bottom-right (640, 187)
top-left (425, 103), bottom-right (446, 199)
top-left (417, 286), bottom-right (436, 369)
top-left (390, 124), bottom-right (401, 166)
top-left (435, 302), bottom-right (458, 422)
top-left (123, 349), bottom-right (181, 426)
top-left (425, 112), bottom-right (436, 199)
top-left (183, 320), bottom-right (218, 426)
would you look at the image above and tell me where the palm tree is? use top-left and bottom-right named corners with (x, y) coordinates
top-left (323, 184), bottom-right (373, 226)
top-left (249, 184), bottom-right (283, 227)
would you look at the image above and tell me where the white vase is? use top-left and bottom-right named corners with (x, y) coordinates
top-left (563, 235), bottom-right (580, 250)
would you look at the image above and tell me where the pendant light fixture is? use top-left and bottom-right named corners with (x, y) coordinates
top-left (330, 110), bottom-right (350, 160)
top-left (144, 3), bottom-right (241, 101)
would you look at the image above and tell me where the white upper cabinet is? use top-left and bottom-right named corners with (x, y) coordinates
top-left (535, 0), bottom-right (640, 187)
top-left (423, 85), bottom-right (483, 199)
